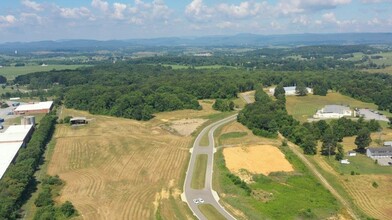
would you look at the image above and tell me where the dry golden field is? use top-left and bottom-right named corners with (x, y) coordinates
top-left (47, 104), bottom-right (218, 220)
top-left (223, 145), bottom-right (294, 176)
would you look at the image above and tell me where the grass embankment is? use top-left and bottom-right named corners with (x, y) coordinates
top-left (191, 154), bottom-right (208, 189)
top-left (285, 92), bottom-right (392, 122)
top-left (198, 204), bottom-right (227, 220)
top-left (0, 65), bottom-right (88, 80)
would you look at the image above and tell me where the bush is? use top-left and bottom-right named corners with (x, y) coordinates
top-left (63, 116), bottom-right (72, 124)
top-left (35, 188), bottom-right (54, 207)
top-left (60, 201), bottom-right (76, 217)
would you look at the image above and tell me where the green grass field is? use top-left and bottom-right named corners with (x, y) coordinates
top-left (218, 132), bottom-right (247, 146)
top-left (285, 92), bottom-right (390, 122)
top-left (213, 147), bottom-right (340, 219)
top-left (198, 204), bottom-right (227, 220)
top-left (0, 65), bottom-right (89, 80)
top-left (191, 154), bottom-right (208, 189)
top-left (325, 154), bottom-right (391, 175)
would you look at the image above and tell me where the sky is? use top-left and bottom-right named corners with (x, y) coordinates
top-left (0, 0), bottom-right (392, 42)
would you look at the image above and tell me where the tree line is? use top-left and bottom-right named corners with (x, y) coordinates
top-left (0, 114), bottom-right (57, 219)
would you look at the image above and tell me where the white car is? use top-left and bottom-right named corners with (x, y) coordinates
top-left (193, 199), bottom-right (200, 204)
top-left (198, 198), bottom-right (204, 203)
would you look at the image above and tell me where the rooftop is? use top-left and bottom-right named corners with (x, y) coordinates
top-left (367, 147), bottom-right (392, 156)
top-left (0, 142), bottom-right (24, 179)
top-left (14, 101), bottom-right (53, 112)
top-left (323, 105), bottom-right (350, 114)
top-left (0, 125), bottom-right (33, 143)
top-left (0, 125), bottom-right (34, 179)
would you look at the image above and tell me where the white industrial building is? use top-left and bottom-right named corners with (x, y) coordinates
top-left (313, 105), bottom-right (352, 119)
top-left (269, 86), bottom-right (313, 96)
top-left (0, 125), bottom-right (34, 179)
top-left (14, 101), bottom-right (53, 115)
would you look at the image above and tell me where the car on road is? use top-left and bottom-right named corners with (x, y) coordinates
top-left (193, 199), bottom-right (200, 204)
top-left (198, 198), bottom-right (204, 203)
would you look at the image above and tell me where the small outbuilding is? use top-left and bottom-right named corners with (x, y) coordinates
top-left (70, 117), bottom-right (87, 125)
top-left (347, 151), bottom-right (357, 157)
top-left (340, 159), bottom-right (350, 164)
top-left (383, 141), bottom-right (392, 147)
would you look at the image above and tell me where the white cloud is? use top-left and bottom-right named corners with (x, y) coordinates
top-left (0, 15), bottom-right (17, 28)
top-left (59, 7), bottom-right (93, 19)
top-left (292, 15), bottom-right (310, 25)
top-left (91, 0), bottom-right (109, 13)
top-left (322, 12), bottom-right (356, 27)
top-left (217, 2), bottom-right (251, 18)
top-left (20, 13), bottom-right (44, 25)
top-left (216, 21), bottom-right (236, 29)
top-left (362, 0), bottom-right (392, 3)
top-left (21, 0), bottom-right (43, 11)
top-left (112, 3), bottom-right (127, 19)
top-left (151, 0), bottom-right (171, 19)
top-left (185, 0), bottom-right (214, 21)
top-left (276, 0), bottom-right (351, 15)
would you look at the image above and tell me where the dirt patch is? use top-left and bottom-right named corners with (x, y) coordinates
top-left (169, 118), bottom-right (207, 136)
top-left (223, 145), bottom-right (294, 177)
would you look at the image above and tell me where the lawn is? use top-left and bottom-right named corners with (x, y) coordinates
top-left (198, 204), bottom-right (227, 220)
top-left (191, 154), bottom-right (208, 189)
top-left (286, 92), bottom-right (381, 122)
top-left (0, 65), bottom-right (88, 80)
top-left (324, 154), bottom-right (391, 175)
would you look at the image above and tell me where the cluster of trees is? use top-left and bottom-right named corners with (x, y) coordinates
top-left (239, 85), bottom-right (381, 156)
top-left (0, 115), bottom-right (57, 219)
top-left (33, 175), bottom-right (77, 220)
top-left (212, 99), bottom-right (234, 112)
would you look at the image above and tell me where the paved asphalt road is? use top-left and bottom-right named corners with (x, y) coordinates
top-left (182, 93), bottom-right (253, 220)
top-left (182, 114), bottom-right (237, 220)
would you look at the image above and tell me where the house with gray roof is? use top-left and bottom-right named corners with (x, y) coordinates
top-left (313, 105), bottom-right (352, 119)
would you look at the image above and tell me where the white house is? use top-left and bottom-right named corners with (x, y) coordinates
top-left (269, 86), bottom-right (313, 96)
top-left (313, 105), bottom-right (352, 119)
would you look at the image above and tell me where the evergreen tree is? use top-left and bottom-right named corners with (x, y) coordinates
top-left (295, 81), bottom-right (308, 96)
top-left (274, 84), bottom-right (285, 98)
top-left (313, 81), bottom-right (328, 96)
top-left (321, 128), bottom-right (337, 157)
top-left (335, 143), bottom-right (344, 161)
top-left (355, 128), bottom-right (372, 153)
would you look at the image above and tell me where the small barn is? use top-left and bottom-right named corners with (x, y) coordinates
top-left (366, 147), bottom-right (392, 159)
top-left (70, 117), bottom-right (87, 125)
top-left (347, 151), bottom-right (357, 157)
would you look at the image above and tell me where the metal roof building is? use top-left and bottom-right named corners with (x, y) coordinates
top-left (313, 105), bottom-right (352, 119)
top-left (0, 124), bottom-right (34, 179)
top-left (14, 101), bottom-right (53, 115)
top-left (366, 147), bottom-right (392, 158)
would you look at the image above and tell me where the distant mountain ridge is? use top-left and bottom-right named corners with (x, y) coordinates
top-left (0, 33), bottom-right (391, 52)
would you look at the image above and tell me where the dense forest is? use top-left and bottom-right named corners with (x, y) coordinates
top-left (11, 62), bottom-right (392, 121)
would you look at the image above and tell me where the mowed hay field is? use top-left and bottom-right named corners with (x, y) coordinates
top-left (48, 106), bottom-right (213, 220)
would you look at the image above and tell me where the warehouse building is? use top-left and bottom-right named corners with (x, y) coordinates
top-left (0, 124), bottom-right (34, 179)
top-left (313, 105), bottom-right (352, 119)
top-left (14, 101), bottom-right (53, 115)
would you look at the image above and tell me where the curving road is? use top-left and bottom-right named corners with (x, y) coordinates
top-left (182, 114), bottom-right (237, 220)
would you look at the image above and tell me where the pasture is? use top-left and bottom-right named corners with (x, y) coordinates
top-left (0, 65), bottom-right (87, 80)
top-left (47, 107), bottom-right (201, 220)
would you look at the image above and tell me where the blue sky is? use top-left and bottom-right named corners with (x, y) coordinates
top-left (0, 0), bottom-right (391, 42)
